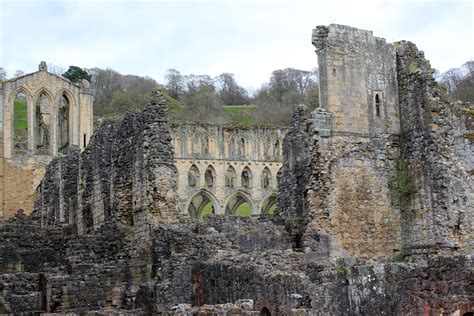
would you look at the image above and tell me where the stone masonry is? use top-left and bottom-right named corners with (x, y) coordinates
top-left (0, 25), bottom-right (472, 315)
top-left (0, 62), bottom-right (93, 218)
top-left (171, 122), bottom-right (285, 217)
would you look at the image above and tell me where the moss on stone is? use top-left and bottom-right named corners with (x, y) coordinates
top-left (393, 249), bottom-right (410, 262)
top-left (465, 132), bottom-right (474, 142)
top-left (407, 62), bottom-right (420, 74)
top-left (460, 106), bottom-right (474, 118)
top-left (395, 155), bottom-right (414, 198)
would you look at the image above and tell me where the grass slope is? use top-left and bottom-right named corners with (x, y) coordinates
top-left (223, 105), bottom-right (257, 126)
top-left (14, 99), bottom-right (28, 130)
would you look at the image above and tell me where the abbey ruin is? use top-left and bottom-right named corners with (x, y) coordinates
top-left (0, 62), bottom-right (93, 218)
top-left (0, 64), bottom-right (285, 219)
top-left (0, 24), bottom-right (472, 315)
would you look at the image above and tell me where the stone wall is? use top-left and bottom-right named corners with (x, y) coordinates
top-left (171, 122), bottom-right (285, 217)
top-left (0, 24), bottom-right (472, 315)
top-left (395, 41), bottom-right (473, 255)
top-left (0, 61), bottom-right (93, 217)
top-left (1, 216), bottom-right (471, 315)
top-left (32, 89), bottom-right (179, 236)
top-left (312, 24), bottom-right (400, 135)
top-left (276, 24), bottom-right (472, 263)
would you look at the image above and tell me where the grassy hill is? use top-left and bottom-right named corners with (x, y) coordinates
top-left (223, 105), bottom-right (257, 126)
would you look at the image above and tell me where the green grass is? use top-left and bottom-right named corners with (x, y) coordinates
top-left (234, 202), bottom-right (252, 217)
top-left (198, 202), bottom-right (214, 220)
top-left (14, 99), bottom-right (28, 130)
top-left (267, 203), bottom-right (276, 214)
top-left (164, 94), bottom-right (185, 120)
top-left (198, 201), bottom-right (253, 220)
top-left (223, 105), bottom-right (257, 126)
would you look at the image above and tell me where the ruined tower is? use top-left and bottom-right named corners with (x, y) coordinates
top-left (0, 62), bottom-right (93, 218)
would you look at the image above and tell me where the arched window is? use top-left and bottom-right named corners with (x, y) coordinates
top-left (225, 192), bottom-right (253, 217)
top-left (261, 167), bottom-right (272, 189)
top-left (273, 139), bottom-right (281, 158)
top-left (241, 167), bottom-right (252, 188)
top-left (263, 138), bottom-right (271, 159)
top-left (238, 137), bottom-right (246, 158)
top-left (375, 93), bottom-right (381, 117)
top-left (192, 133), bottom-right (201, 155)
top-left (188, 190), bottom-right (217, 220)
top-left (13, 92), bottom-right (28, 154)
top-left (202, 135), bottom-right (209, 155)
top-left (228, 137), bottom-right (236, 158)
top-left (261, 307), bottom-right (272, 316)
top-left (34, 92), bottom-right (51, 154)
top-left (204, 166), bottom-right (215, 188)
top-left (58, 94), bottom-right (70, 151)
top-left (188, 165), bottom-right (200, 188)
top-left (225, 166), bottom-right (236, 188)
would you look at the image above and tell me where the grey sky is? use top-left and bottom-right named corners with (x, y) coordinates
top-left (1, 0), bottom-right (472, 89)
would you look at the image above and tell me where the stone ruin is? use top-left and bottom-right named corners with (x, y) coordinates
top-left (0, 24), bottom-right (472, 315)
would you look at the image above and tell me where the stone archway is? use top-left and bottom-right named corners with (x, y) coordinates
top-left (224, 191), bottom-right (254, 216)
top-left (33, 89), bottom-right (54, 155)
top-left (259, 192), bottom-right (277, 215)
top-left (187, 190), bottom-right (219, 220)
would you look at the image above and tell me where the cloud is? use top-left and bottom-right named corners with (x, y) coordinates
top-left (1, 0), bottom-right (472, 88)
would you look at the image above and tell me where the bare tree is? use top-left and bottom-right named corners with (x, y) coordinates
top-left (0, 67), bottom-right (6, 80)
top-left (14, 70), bottom-right (25, 77)
top-left (164, 68), bottom-right (184, 100)
top-left (48, 63), bottom-right (66, 76)
top-left (216, 73), bottom-right (249, 105)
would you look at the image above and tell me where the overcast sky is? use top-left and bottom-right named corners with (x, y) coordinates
top-left (1, 0), bottom-right (472, 89)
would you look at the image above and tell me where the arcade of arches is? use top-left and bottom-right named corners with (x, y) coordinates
top-left (0, 62), bottom-right (93, 218)
top-left (172, 123), bottom-right (286, 218)
top-left (0, 64), bottom-right (285, 220)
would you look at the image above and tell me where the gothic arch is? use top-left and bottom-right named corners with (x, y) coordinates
top-left (273, 139), bottom-right (281, 158)
top-left (8, 86), bottom-right (33, 105)
top-left (33, 90), bottom-right (54, 154)
top-left (11, 88), bottom-right (33, 154)
top-left (241, 166), bottom-right (252, 188)
top-left (261, 167), bottom-right (272, 189)
top-left (188, 164), bottom-right (200, 188)
top-left (259, 192), bottom-right (277, 215)
top-left (224, 190), bottom-right (254, 216)
top-left (57, 93), bottom-right (71, 151)
top-left (204, 165), bottom-right (216, 188)
top-left (186, 189), bottom-right (219, 219)
top-left (225, 165), bottom-right (237, 188)
top-left (54, 88), bottom-right (76, 108)
top-left (32, 88), bottom-right (54, 104)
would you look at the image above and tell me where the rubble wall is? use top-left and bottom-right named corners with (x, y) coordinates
top-left (395, 41), bottom-right (473, 255)
top-left (32, 89), bottom-right (179, 236)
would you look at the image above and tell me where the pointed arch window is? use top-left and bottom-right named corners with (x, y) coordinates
top-left (58, 94), bottom-right (70, 151)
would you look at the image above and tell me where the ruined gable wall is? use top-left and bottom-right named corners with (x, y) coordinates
top-left (77, 121), bottom-right (117, 234)
top-left (276, 25), bottom-right (405, 261)
top-left (313, 24), bottom-right (400, 135)
top-left (396, 41), bottom-right (473, 255)
top-left (33, 89), bottom-right (179, 236)
top-left (306, 134), bottom-right (401, 260)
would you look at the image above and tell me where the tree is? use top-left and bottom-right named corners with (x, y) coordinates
top-left (48, 63), bottom-right (66, 76)
top-left (14, 70), bottom-right (25, 77)
top-left (440, 61), bottom-right (474, 103)
top-left (164, 68), bottom-right (184, 100)
top-left (0, 67), bottom-right (6, 80)
top-left (252, 67), bottom-right (319, 124)
top-left (216, 73), bottom-right (249, 105)
top-left (63, 65), bottom-right (92, 83)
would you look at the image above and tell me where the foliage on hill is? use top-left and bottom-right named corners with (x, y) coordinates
top-left (439, 61), bottom-right (474, 103)
top-left (63, 66), bottom-right (92, 83)
top-left (59, 65), bottom-right (319, 126)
